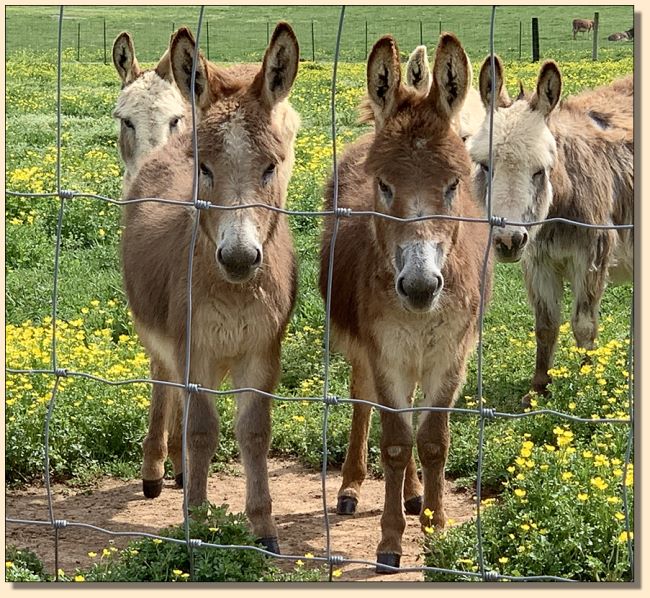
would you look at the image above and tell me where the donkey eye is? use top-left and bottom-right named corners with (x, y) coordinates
top-left (170, 117), bottom-right (180, 131)
top-left (444, 178), bottom-right (460, 204)
top-left (480, 163), bottom-right (490, 174)
top-left (123, 118), bottom-right (135, 130)
top-left (377, 178), bottom-right (394, 205)
top-left (200, 162), bottom-right (213, 180)
top-left (262, 163), bottom-right (276, 186)
top-left (533, 168), bottom-right (545, 179)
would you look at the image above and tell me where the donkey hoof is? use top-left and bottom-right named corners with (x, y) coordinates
top-left (142, 478), bottom-right (163, 499)
top-left (404, 495), bottom-right (423, 516)
top-left (258, 536), bottom-right (281, 555)
top-left (376, 553), bottom-right (401, 574)
top-left (337, 496), bottom-right (358, 515)
top-left (174, 472), bottom-right (184, 488)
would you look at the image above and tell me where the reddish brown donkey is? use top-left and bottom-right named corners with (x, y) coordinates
top-left (572, 18), bottom-right (594, 40)
top-left (320, 33), bottom-right (492, 572)
top-left (121, 23), bottom-right (300, 553)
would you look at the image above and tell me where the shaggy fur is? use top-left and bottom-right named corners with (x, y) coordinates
top-left (121, 23), bottom-right (300, 550)
top-left (469, 56), bottom-right (633, 405)
top-left (319, 33), bottom-right (492, 570)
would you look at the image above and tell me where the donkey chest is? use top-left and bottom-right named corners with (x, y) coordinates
top-left (371, 308), bottom-right (470, 378)
top-left (192, 295), bottom-right (279, 357)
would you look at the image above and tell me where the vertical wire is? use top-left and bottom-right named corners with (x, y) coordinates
top-left (45, 7), bottom-right (66, 581)
top-left (474, 4), bottom-right (498, 580)
top-left (180, 5), bottom-right (206, 580)
top-left (321, 5), bottom-right (346, 582)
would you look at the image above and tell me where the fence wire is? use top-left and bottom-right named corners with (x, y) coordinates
top-left (5, 4), bottom-right (635, 583)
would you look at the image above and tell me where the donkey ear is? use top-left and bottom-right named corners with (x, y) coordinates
top-left (260, 22), bottom-right (299, 108)
top-left (428, 33), bottom-right (470, 121)
top-left (478, 54), bottom-right (510, 109)
top-left (406, 45), bottom-right (431, 92)
top-left (154, 48), bottom-right (174, 83)
top-left (170, 27), bottom-right (212, 109)
top-left (531, 61), bottom-right (562, 117)
top-left (113, 32), bottom-right (141, 86)
top-left (367, 35), bottom-right (402, 127)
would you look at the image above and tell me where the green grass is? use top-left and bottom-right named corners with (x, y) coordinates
top-left (5, 5), bottom-right (633, 63)
top-left (5, 15), bottom-right (634, 581)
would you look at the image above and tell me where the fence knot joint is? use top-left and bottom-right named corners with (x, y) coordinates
top-left (54, 367), bottom-right (68, 378)
top-left (194, 199), bottom-right (211, 210)
top-left (335, 207), bottom-right (351, 217)
top-left (186, 383), bottom-right (200, 394)
top-left (188, 538), bottom-right (203, 548)
top-left (489, 216), bottom-right (506, 228)
top-left (479, 407), bottom-right (496, 419)
top-left (482, 570), bottom-right (499, 582)
top-left (58, 189), bottom-right (75, 200)
top-left (52, 519), bottom-right (68, 529)
top-left (324, 394), bottom-right (340, 406)
top-left (328, 554), bottom-right (344, 566)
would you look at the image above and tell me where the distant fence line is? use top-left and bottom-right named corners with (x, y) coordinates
top-left (5, 14), bottom-right (632, 64)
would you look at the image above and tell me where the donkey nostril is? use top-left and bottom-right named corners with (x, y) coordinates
top-left (252, 248), bottom-right (262, 266)
top-left (521, 230), bottom-right (529, 246)
top-left (432, 274), bottom-right (443, 294)
top-left (217, 247), bottom-right (224, 264)
top-left (397, 276), bottom-right (407, 297)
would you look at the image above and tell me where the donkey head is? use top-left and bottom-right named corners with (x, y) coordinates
top-left (170, 23), bottom-right (300, 283)
top-left (365, 33), bottom-right (471, 313)
top-left (469, 56), bottom-right (562, 262)
top-left (112, 32), bottom-right (187, 188)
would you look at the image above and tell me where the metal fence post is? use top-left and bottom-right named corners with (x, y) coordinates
top-left (267, 21), bottom-right (270, 45)
top-left (419, 20), bottom-right (423, 46)
top-left (532, 17), bottom-right (539, 62)
top-left (592, 11), bottom-right (600, 61)
top-left (103, 18), bottom-right (107, 65)
top-left (77, 22), bottom-right (81, 62)
top-left (519, 20), bottom-right (522, 60)
top-left (312, 20), bottom-right (315, 61)
top-left (365, 20), bottom-right (368, 59)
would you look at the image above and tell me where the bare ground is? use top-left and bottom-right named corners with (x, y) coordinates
top-left (5, 458), bottom-right (476, 582)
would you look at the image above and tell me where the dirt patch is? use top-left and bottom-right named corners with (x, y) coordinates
top-left (5, 458), bottom-right (476, 582)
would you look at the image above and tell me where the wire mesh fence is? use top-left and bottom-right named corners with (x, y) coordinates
top-left (5, 5), bottom-right (635, 583)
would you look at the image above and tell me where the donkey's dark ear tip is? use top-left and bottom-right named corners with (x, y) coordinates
top-left (173, 27), bottom-right (195, 44)
top-left (115, 31), bottom-right (131, 42)
top-left (540, 60), bottom-right (561, 75)
top-left (272, 21), bottom-right (296, 38)
top-left (439, 32), bottom-right (462, 46)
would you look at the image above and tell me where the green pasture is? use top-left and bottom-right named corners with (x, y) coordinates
top-left (5, 5), bottom-right (634, 582)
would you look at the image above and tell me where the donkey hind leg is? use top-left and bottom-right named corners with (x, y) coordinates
top-left (337, 363), bottom-right (422, 516)
top-left (522, 259), bottom-right (564, 408)
top-left (167, 391), bottom-right (185, 488)
top-left (570, 239), bottom-right (612, 354)
top-left (231, 349), bottom-right (281, 554)
top-left (141, 357), bottom-right (176, 498)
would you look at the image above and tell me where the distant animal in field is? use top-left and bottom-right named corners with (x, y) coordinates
top-left (406, 44), bottom-right (485, 143)
top-left (608, 27), bottom-right (634, 41)
top-left (572, 18), bottom-right (594, 40)
top-left (320, 32), bottom-right (492, 573)
top-left (468, 55), bottom-right (633, 408)
top-left (112, 32), bottom-right (188, 192)
top-left (121, 22), bottom-right (300, 554)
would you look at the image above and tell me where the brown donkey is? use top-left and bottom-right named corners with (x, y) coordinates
top-left (121, 23), bottom-right (300, 553)
top-left (320, 33), bottom-right (492, 572)
top-left (469, 57), bottom-right (633, 407)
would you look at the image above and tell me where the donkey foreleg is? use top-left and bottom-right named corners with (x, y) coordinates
top-left (231, 348), bottom-right (280, 552)
top-left (522, 258), bottom-right (564, 407)
top-left (372, 366), bottom-right (416, 572)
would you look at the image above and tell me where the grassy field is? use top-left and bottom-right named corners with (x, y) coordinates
top-left (5, 5), bottom-right (634, 63)
top-left (5, 5), bottom-right (634, 582)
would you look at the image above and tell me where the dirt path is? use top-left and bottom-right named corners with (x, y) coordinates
top-left (5, 458), bottom-right (475, 582)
